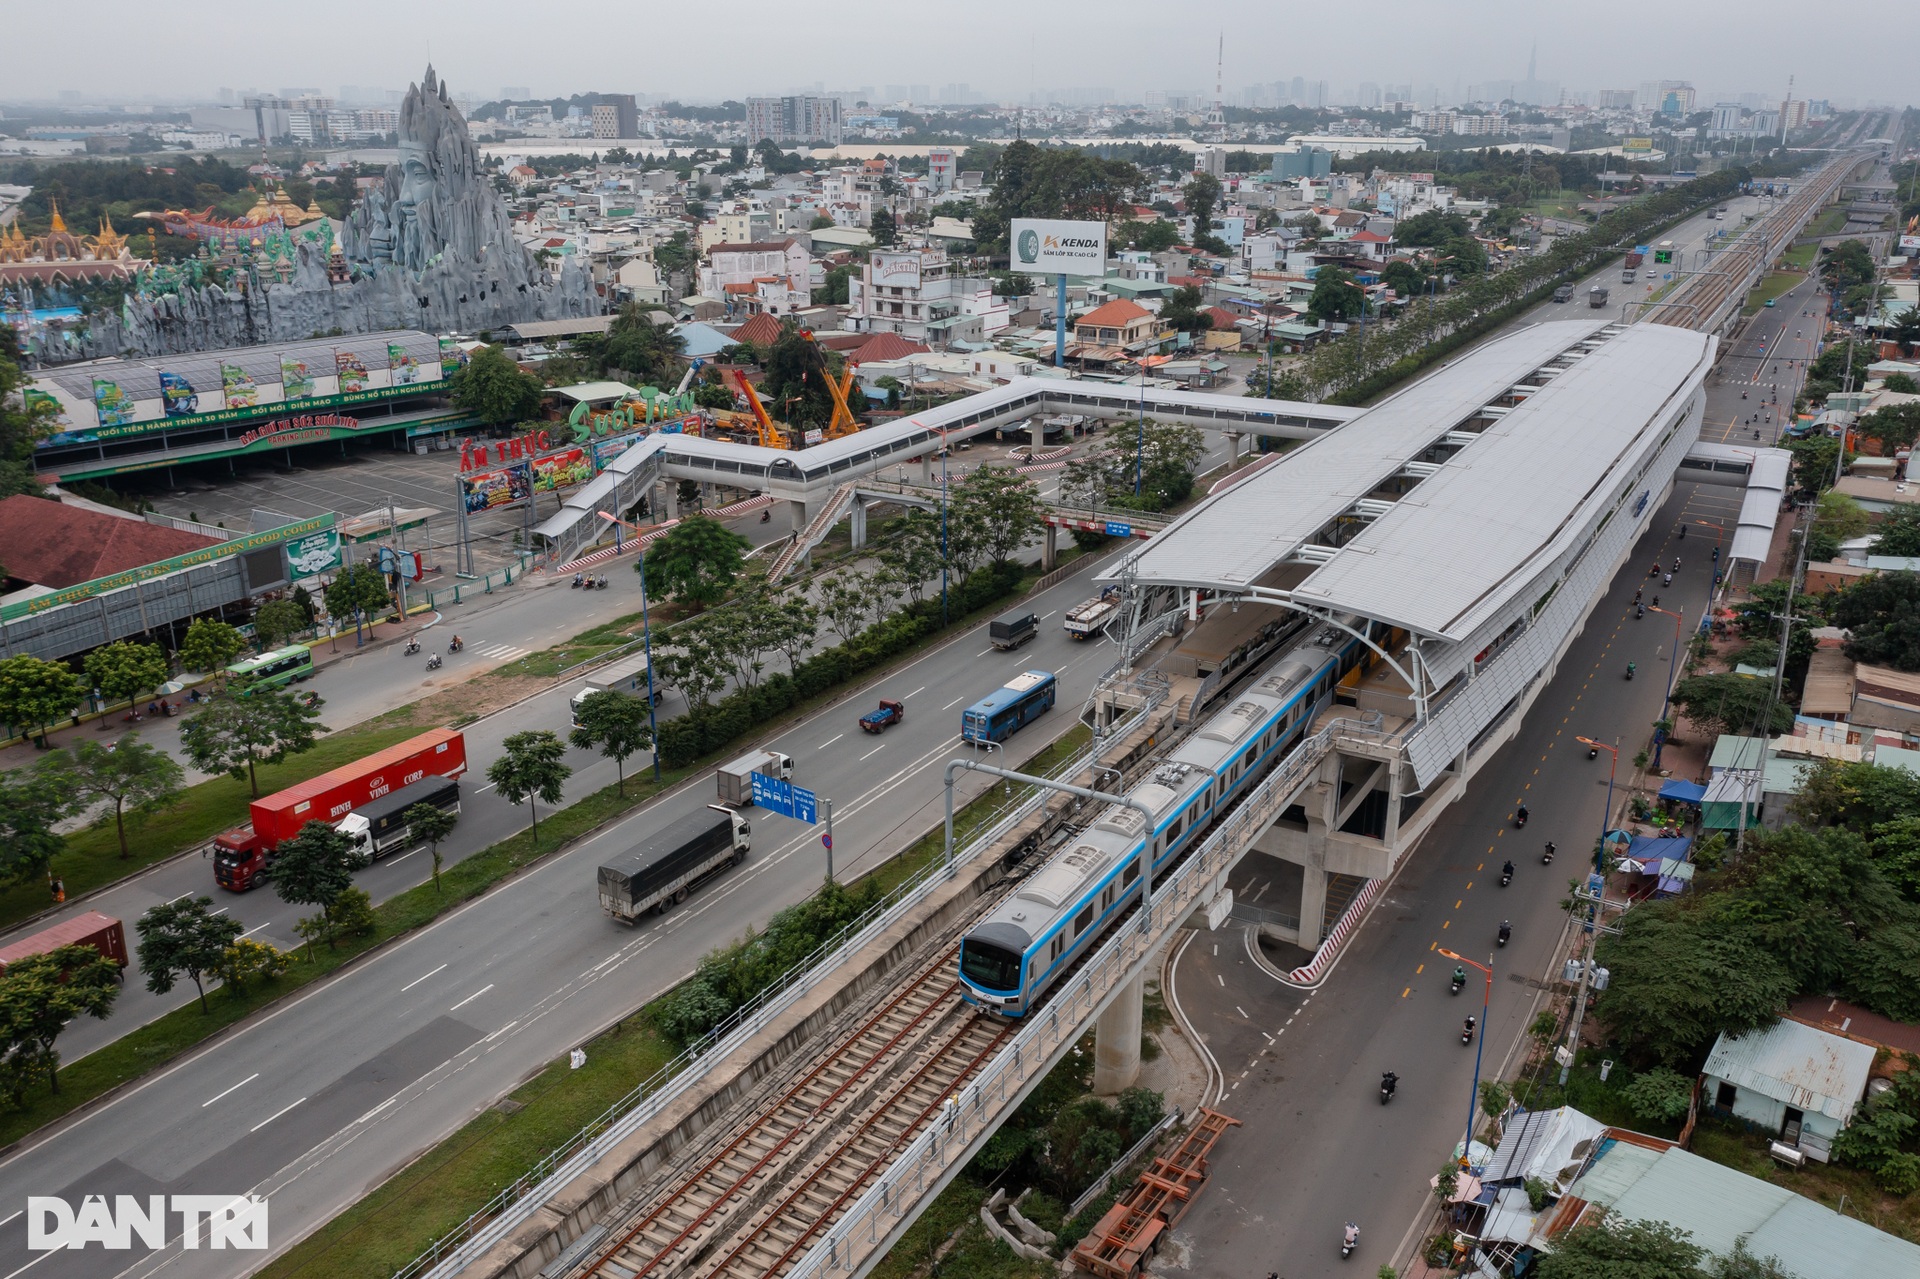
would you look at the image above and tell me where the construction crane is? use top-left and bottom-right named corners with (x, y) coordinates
top-left (821, 367), bottom-right (861, 441)
top-left (727, 367), bottom-right (790, 450)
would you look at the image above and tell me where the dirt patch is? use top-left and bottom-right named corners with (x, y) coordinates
top-left (368, 672), bottom-right (561, 731)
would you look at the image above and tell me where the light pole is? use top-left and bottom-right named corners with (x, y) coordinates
top-left (938, 426), bottom-right (950, 627)
top-left (638, 546), bottom-right (662, 781)
top-left (1437, 947), bottom-right (1494, 1169)
top-left (1575, 737), bottom-right (1618, 873)
top-left (1647, 605), bottom-right (1686, 768)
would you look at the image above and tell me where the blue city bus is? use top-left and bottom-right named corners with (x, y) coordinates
top-left (226, 645), bottom-right (315, 692)
top-left (961, 670), bottom-right (1057, 745)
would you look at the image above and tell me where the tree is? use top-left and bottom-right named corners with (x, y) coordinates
top-left (324, 562), bottom-right (395, 639)
top-left (0, 770), bottom-right (66, 888)
top-left (0, 331), bottom-right (53, 500)
top-left (808, 212), bottom-right (835, 231)
top-left (252, 599), bottom-right (309, 649)
top-left (1832, 571), bottom-right (1920, 671)
top-left (948, 466), bottom-right (1042, 575)
top-left (1131, 419), bottom-right (1207, 509)
top-left (179, 618), bottom-right (245, 678)
top-left (1791, 758), bottom-right (1920, 832)
top-left (449, 344), bottom-right (544, 426)
top-left (645, 514), bottom-right (750, 611)
top-left (1812, 489), bottom-right (1870, 545)
top-left (1534, 1217), bottom-right (1707, 1279)
top-left (1623, 1065), bottom-right (1695, 1124)
top-left (869, 207), bottom-right (897, 246)
top-left (1307, 266), bottom-right (1365, 322)
top-left (1875, 505), bottom-right (1920, 559)
top-left (1667, 673), bottom-right (1793, 739)
top-left (0, 945), bottom-right (120, 1095)
top-left (0, 654), bottom-right (84, 746)
top-left (1594, 898), bottom-right (1794, 1067)
top-left (818, 570), bottom-right (890, 643)
top-left (180, 682), bottom-right (328, 797)
top-left (878, 509), bottom-right (943, 606)
top-left (1382, 259), bottom-right (1426, 299)
top-left (596, 302), bottom-right (686, 387)
top-left (1857, 401), bottom-right (1920, 454)
top-left (488, 730), bottom-right (571, 847)
top-left (1820, 239), bottom-right (1876, 292)
top-left (655, 641), bottom-right (727, 708)
top-left (1157, 284), bottom-right (1213, 335)
top-left (265, 820), bottom-right (368, 950)
top-left (81, 640), bottom-right (168, 722)
top-left (1887, 371), bottom-right (1920, 394)
top-left (814, 263), bottom-right (856, 305)
top-left (136, 896), bottom-right (242, 1014)
top-left (758, 325), bottom-right (837, 426)
top-left (405, 802), bottom-right (457, 894)
top-left (570, 690), bottom-right (652, 796)
top-left (1184, 172), bottom-right (1223, 247)
top-left (49, 735), bottom-right (183, 859)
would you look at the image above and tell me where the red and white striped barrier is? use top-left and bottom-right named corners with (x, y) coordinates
top-left (1287, 875), bottom-right (1385, 986)
top-left (554, 519), bottom-right (681, 574)
top-left (1007, 443), bottom-right (1072, 463)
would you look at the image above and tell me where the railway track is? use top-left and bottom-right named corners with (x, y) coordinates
top-left (573, 942), bottom-right (1014, 1279)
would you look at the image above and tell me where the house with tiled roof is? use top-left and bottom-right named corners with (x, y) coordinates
top-left (727, 311), bottom-right (786, 348)
top-left (1073, 299), bottom-right (1162, 351)
top-left (698, 239), bottom-right (810, 316)
top-left (0, 494), bottom-right (223, 594)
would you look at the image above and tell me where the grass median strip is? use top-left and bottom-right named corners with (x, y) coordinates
top-left (259, 722), bottom-right (1093, 1279)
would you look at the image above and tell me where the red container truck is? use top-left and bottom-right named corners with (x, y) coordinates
top-left (0, 910), bottom-right (129, 977)
top-left (213, 728), bottom-right (467, 891)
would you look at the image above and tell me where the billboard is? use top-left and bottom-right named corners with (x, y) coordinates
top-left (388, 343), bottom-right (420, 385)
top-left (281, 357), bottom-right (316, 400)
top-left (872, 252), bottom-right (923, 289)
top-left (158, 371), bottom-right (199, 418)
top-left (1624, 137), bottom-right (1653, 152)
top-left (335, 351), bottom-right (370, 395)
top-left (1010, 218), bottom-right (1108, 277)
top-left (1900, 235), bottom-right (1920, 252)
top-left (221, 363), bottom-right (259, 408)
top-left (460, 464), bottom-right (532, 513)
top-left (92, 378), bottom-right (133, 426)
top-left (527, 446), bottom-right (591, 494)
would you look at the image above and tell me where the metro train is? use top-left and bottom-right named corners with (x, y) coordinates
top-left (958, 616), bottom-right (1378, 1016)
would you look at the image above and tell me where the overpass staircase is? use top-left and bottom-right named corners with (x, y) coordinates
top-left (767, 482), bottom-right (857, 581)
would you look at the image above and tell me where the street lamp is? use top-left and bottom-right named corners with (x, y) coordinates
top-left (1436, 947), bottom-right (1494, 1170)
top-left (1575, 737), bottom-right (1618, 873)
top-left (1647, 605), bottom-right (1686, 768)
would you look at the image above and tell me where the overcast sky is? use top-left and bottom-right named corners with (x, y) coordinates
top-left (7, 0), bottom-right (1909, 107)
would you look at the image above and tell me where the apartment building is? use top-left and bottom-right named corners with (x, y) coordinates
top-left (847, 249), bottom-right (1007, 343)
top-left (592, 95), bottom-right (640, 139)
top-left (746, 96), bottom-right (844, 146)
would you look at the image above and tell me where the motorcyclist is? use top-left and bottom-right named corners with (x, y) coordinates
top-left (1380, 1071), bottom-right (1398, 1095)
top-left (1502, 859), bottom-right (1515, 878)
top-left (1344, 1222), bottom-right (1360, 1247)
top-left (1544, 841), bottom-right (1557, 859)
top-left (449, 635), bottom-right (463, 652)
top-left (1679, 524), bottom-right (1687, 539)
top-left (1463, 1016), bottom-right (1477, 1039)
top-left (1498, 920), bottom-right (1513, 942)
top-left (1516, 802), bottom-right (1529, 822)
top-left (1453, 965), bottom-right (1467, 987)
top-left (1627, 661), bottom-right (1637, 676)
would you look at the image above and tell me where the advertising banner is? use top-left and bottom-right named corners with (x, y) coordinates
top-left (459, 464), bottom-right (532, 513)
top-left (438, 336), bottom-right (462, 379)
top-left (281, 357), bottom-right (316, 400)
top-left (158, 370), bottom-right (199, 418)
top-left (527, 446), bottom-right (591, 494)
top-left (91, 378), bottom-right (133, 426)
top-left (284, 528), bottom-right (342, 577)
top-left (221, 362), bottom-right (259, 408)
top-left (388, 343), bottom-right (419, 385)
top-left (872, 251), bottom-right (923, 289)
top-left (1010, 218), bottom-right (1108, 277)
top-left (1900, 235), bottom-right (1920, 252)
top-left (335, 351), bottom-right (370, 394)
top-left (25, 388), bottom-right (89, 445)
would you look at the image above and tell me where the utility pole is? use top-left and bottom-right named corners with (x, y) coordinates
top-left (1556, 879), bottom-right (1628, 1086)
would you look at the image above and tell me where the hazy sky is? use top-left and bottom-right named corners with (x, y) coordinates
top-left (7, 0), bottom-right (1909, 106)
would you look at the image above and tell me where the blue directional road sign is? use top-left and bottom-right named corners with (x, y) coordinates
top-left (750, 771), bottom-right (819, 823)
top-left (1104, 521), bottom-right (1132, 538)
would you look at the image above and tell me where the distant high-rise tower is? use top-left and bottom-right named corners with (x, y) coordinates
top-left (1205, 33), bottom-right (1226, 139)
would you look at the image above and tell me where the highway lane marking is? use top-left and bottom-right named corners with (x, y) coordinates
top-left (976, 647), bottom-right (994, 656)
top-left (1216, 974), bottom-right (1225, 986)
top-left (401, 962), bottom-right (448, 992)
top-left (1415, 963), bottom-right (1423, 974)
top-left (1041, 611), bottom-right (1056, 620)
top-left (240, 922), bottom-right (273, 938)
top-left (1455, 899), bottom-right (1462, 909)
top-left (0, 1210), bottom-right (17, 1229)
top-left (941, 695), bottom-right (966, 709)
top-left (590, 952), bottom-right (621, 973)
top-left (484, 1019), bottom-right (521, 1043)
top-left (208, 907), bottom-right (229, 917)
top-left (250, 1096), bottom-right (307, 1133)
top-left (449, 983), bottom-right (494, 1011)
top-left (1402, 987), bottom-right (1410, 998)
top-left (1260, 1031), bottom-right (1273, 1043)
top-left (860, 743), bottom-right (887, 760)
top-left (906, 686), bottom-right (926, 698)
top-left (202, 1072), bottom-right (259, 1107)
top-left (476, 781), bottom-right (497, 793)
top-left (817, 733), bottom-right (844, 750)
top-left (1235, 1005), bottom-right (1248, 1019)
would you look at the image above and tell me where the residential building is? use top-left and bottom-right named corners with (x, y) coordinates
top-left (699, 206), bottom-right (775, 252)
top-left (846, 248), bottom-right (1006, 343)
top-left (1701, 1019), bottom-right (1874, 1162)
top-left (927, 147), bottom-right (956, 191)
top-left (1781, 99), bottom-right (1810, 131)
top-left (1640, 80), bottom-right (1696, 115)
top-left (697, 238), bottom-right (811, 316)
top-left (592, 95), bottom-right (640, 139)
top-left (1450, 114), bottom-right (1511, 137)
top-left (1596, 88), bottom-right (1636, 110)
top-left (1709, 102), bottom-right (1744, 136)
top-left (1194, 147), bottom-right (1227, 179)
top-left (746, 96), bottom-right (843, 146)
top-left (1270, 146), bottom-right (1332, 181)
top-left (1072, 298), bottom-right (1163, 352)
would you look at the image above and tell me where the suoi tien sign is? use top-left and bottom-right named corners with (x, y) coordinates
top-left (27, 1194), bottom-right (267, 1250)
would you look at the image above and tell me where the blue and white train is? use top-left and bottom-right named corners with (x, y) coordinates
top-left (958, 617), bottom-right (1378, 1016)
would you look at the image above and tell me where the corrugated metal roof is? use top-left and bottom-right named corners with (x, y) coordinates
top-left (35, 329), bottom-right (443, 404)
top-left (1703, 1019), bottom-right (1874, 1123)
top-left (1113, 320), bottom-right (1611, 598)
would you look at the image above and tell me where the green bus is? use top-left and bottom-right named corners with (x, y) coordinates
top-left (226, 645), bottom-right (315, 692)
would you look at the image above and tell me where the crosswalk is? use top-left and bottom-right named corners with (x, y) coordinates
top-left (476, 642), bottom-right (528, 661)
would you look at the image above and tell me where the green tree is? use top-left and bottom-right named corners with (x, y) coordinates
top-left (405, 802), bottom-right (458, 894)
top-left (878, 509), bottom-right (943, 606)
top-left (808, 212), bottom-right (835, 231)
top-left (948, 465), bottom-right (1042, 576)
top-left (264, 820), bottom-right (368, 950)
top-left (1623, 1065), bottom-right (1695, 1124)
top-left (569, 690), bottom-right (653, 796)
top-left (596, 302), bottom-right (686, 387)
top-left (1874, 505), bottom-right (1920, 558)
top-left (1858, 402), bottom-right (1920, 454)
top-left (814, 263), bottom-right (856, 305)
top-left (324, 562), bottom-right (394, 639)
top-left (1534, 1217), bottom-right (1707, 1279)
top-left (82, 640), bottom-right (168, 722)
top-left (1382, 259), bottom-right (1426, 298)
top-left (869, 207), bottom-right (897, 246)
top-left (448, 343), bottom-right (544, 426)
top-left (758, 324), bottom-right (837, 426)
top-left (1820, 238), bottom-right (1876, 292)
top-left (1595, 898), bottom-right (1794, 1067)
top-left (49, 735), bottom-right (183, 859)
top-left (1157, 284), bottom-right (1213, 335)
top-left (1667, 672), bottom-right (1793, 739)
top-left (180, 681), bottom-right (327, 797)
top-left (1832, 571), bottom-right (1920, 670)
top-left (645, 514), bottom-right (750, 611)
top-left (1184, 172), bottom-right (1224, 252)
top-left (488, 730), bottom-right (572, 847)
top-left (0, 654), bottom-right (85, 746)
top-left (1812, 489), bottom-right (1870, 545)
top-left (1307, 266), bottom-right (1365, 322)
top-left (1790, 758), bottom-right (1920, 832)
top-left (135, 896), bottom-right (242, 1014)
top-left (178, 618), bottom-right (246, 678)
top-left (252, 599), bottom-right (309, 649)
top-left (1887, 371), bottom-right (1920, 394)
top-left (0, 331), bottom-right (53, 500)
top-left (0, 944), bottom-right (120, 1095)
top-left (0, 770), bottom-right (66, 888)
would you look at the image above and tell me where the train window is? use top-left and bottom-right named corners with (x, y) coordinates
top-left (1075, 904), bottom-right (1095, 936)
top-left (1123, 861), bottom-right (1140, 886)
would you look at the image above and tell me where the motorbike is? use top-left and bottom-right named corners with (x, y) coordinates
top-left (448, 638), bottom-right (464, 654)
top-left (1636, 603), bottom-right (1645, 619)
top-left (760, 509), bottom-right (772, 524)
top-left (597, 576), bottom-right (609, 590)
top-left (1461, 1018), bottom-right (1476, 1046)
top-left (1451, 970), bottom-right (1466, 995)
top-left (1341, 1224), bottom-right (1359, 1260)
top-left (1379, 1073), bottom-right (1397, 1105)
top-left (425, 654), bottom-right (442, 671)
top-left (1626, 663), bottom-right (1637, 681)
top-left (571, 574), bottom-right (584, 589)
top-left (1679, 525), bottom-right (1687, 539)
top-left (1514, 807), bottom-right (1529, 829)
top-left (1500, 862), bottom-right (1514, 887)
top-left (1498, 921), bottom-right (1512, 948)
top-left (403, 640), bottom-right (420, 656)
top-left (1587, 743), bottom-right (1599, 760)
top-left (1543, 841), bottom-right (1557, 865)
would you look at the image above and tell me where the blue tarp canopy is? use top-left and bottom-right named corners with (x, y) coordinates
top-left (1658, 778), bottom-right (1708, 804)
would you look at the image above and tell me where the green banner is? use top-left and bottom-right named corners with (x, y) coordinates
top-left (40, 380), bottom-right (449, 445)
top-left (2, 513), bottom-right (338, 622)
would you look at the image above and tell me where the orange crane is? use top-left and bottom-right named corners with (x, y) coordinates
top-left (821, 366), bottom-right (861, 441)
top-left (727, 367), bottom-right (790, 450)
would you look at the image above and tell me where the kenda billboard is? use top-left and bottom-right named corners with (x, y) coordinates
top-left (1010, 218), bottom-right (1107, 276)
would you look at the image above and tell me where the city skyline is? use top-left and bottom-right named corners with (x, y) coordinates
top-left (4, 0), bottom-right (1908, 108)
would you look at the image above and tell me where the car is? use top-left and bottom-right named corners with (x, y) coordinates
top-left (1765, 299), bottom-right (1777, 308)
top-left (859, 699), bottom-right (905, 733)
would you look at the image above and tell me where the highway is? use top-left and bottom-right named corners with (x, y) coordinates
top-left (1163, 271), bottom-right (1827, 1276)
top-left (0, 548), bottom-right (1139, 1279)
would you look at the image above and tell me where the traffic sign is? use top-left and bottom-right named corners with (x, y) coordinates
top-left (1104, 521), bottom-right (1132, 538)
top-left (751, 771), bottom-right (818, 823)
top-left (822, 833), bottom-right (833, 849)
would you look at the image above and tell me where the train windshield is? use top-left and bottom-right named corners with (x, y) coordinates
top-left (960, 939), bottom-right (1022, 992)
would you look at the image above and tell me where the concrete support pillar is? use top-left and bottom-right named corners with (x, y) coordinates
top-left (1224, 430), bottom-right (1242, 463)
top-left (919, 453), bottom-right (933, 486)
top-left (699, 481), bottom-right (714, 509)
top-left (1298, 860), bottom-right (1329, 950)
top-left (661, 481), bottom-right (679, 519)
top-left (1030, 416), bottom-right (1045, 457)
top-left (789, 498), bottom-right (809, 532)
top-left (850, 497), bottom-right (868, 550)
top-left (1041, 523), bottom-right (1058, 570)
top-left (1093, 971), bottom-right (1144, 1095)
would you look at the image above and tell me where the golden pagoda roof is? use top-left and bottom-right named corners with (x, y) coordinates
top-left (48, 199), bottom-right (68, 234)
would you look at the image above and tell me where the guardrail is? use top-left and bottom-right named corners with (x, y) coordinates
top-left (402, 701), bottom-right (1157, 1279)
